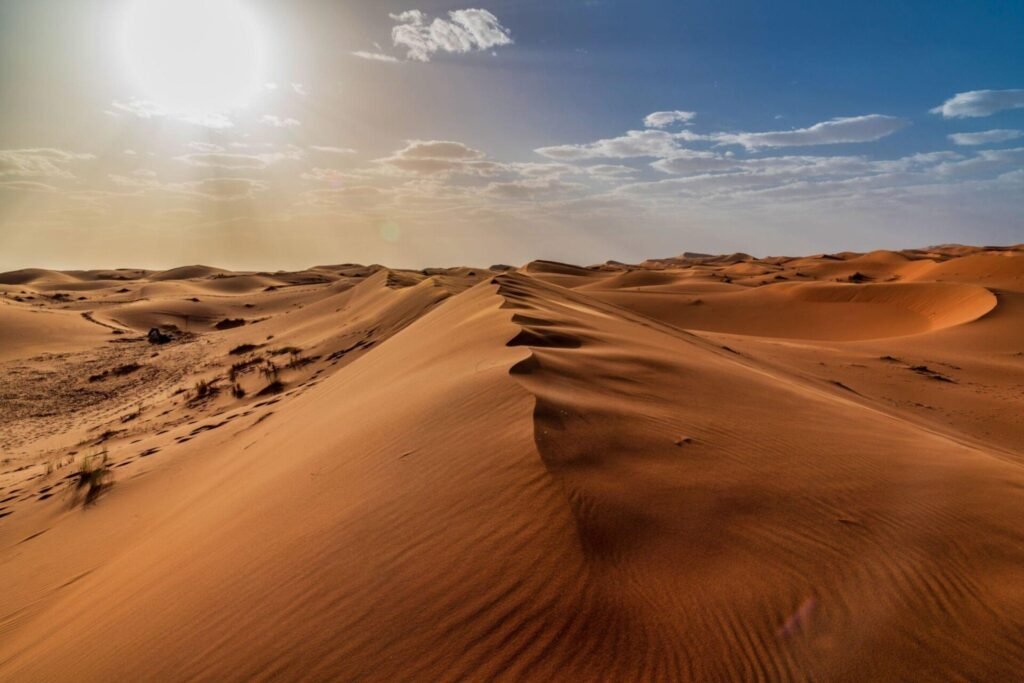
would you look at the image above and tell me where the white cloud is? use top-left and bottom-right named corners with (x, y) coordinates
top-left (931, 89), bottom-right (1024, 118)
top-left (651, 149), bottom-right (740, 174)
top-left (395, 140), bottom-right (485, 160)
top-left (292, 83), bottom-right (309, 96)
top-left (0, 181), bottom-right (58, 193)
top-left (175, 146), bottom-right (304, 170)
top-left (109, 99), bottom-right (164, 120)
top-left (185, 178), bottom-right (267, 201)
top-left (302, 186), bottom-right (389, 208)
top-left (187, 142), bottom-right (225, 153)
top-left (105, 172), bottom-right (267, 201)
top-left (108, 172), bottom-right (162, 190)
top-left (109, 98), bottom-right (234, 129)
top-left (644, 111), bottom-right (697, 128)
top-left (309, 146), bottom-right (357, 155)
top-left (484, 178), bottom-right (586, 201)
top-left (933, 146), bottom-right (1024, 178)
top-left (948, 129), bottom-right (1023, 146)
top-left (390, 8), bottom-right (513, 62)
top-left (505, 162), bottom-right (579, 178)
top-left (175, 153), bottom-right (270, 170)
top-left (260, 115), bottom-right (302, 128)
top-left (583, 164), bottom-right (640, 179)
top-left (536, 129), bottom-right (694, 160)
top-left (376, 139), bottom-right (507, 175)
top-left (352, 51), bottom-right (401, 63)
top-left (713, 115), bottom-right (907, 149)
top-left (614, 147), bottom-right (1024, 203)
top-left (0, 148), bottom-right (95, 179)
top-left (301, 168), bottom-right (362, 184)
top-left (376, 140), bottom-right (502, 176)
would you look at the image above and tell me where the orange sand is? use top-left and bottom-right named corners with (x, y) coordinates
top-left (1, 245), bottom-right (1023, 680)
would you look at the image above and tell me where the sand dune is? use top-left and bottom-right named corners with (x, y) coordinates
top-left (591, 280), bottom-right (998, 340)
top-left (148, 264), bottom-right (231, 281)
top-left (0, 268), bottom-right (83, 286)
top-left (1, 246), bottom-right (1023, 680)
top-left (0, 305), bottom-right (111, 361)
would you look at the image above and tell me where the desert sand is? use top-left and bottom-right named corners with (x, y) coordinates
top-left (1, 244), bottom-right (1023, 680)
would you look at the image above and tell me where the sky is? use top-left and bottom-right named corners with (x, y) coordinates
top-left (0, 0), bottom-right (1022, 270)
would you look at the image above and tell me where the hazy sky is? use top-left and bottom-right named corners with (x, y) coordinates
top-left (0, 0), bottom-right (1022, 270)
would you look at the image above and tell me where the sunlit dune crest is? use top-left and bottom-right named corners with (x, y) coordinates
top-left (1, 245), bottom-right (1024, 680)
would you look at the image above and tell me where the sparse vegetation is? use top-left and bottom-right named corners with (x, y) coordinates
top-left (259, 360), bottom-right (279, 381)
top-left (120, 403), bottom-right (143, 423)
top-left (287, 352), bottom-right (319, 370)
top-left (229, 343), bottom-right (261, 355)
top-left (93, 429), bottom-right (124, 444)
top-left (194, 379), bottom-right (213, 399)
top-left (232, 383), bottom-right (247, 399)
top-left (114, 363), bottom-right (141, 375)
top-left (910, 365), bottom-right (955, 383)
top-left (215, 318), bottom-right (247, 330)
top-left (257, 380), bottom-right (284, 396)
top-left (269, 346), bottom-right (303, 356)
top-left (73, 451), bottom-right (113, 506)
top-left (88, 363), bottom-right (142, 383)
top-left (228, 357), bottom-right (261, 381)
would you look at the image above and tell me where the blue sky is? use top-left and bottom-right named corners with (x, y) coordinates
top-left (0, 0), bottom-right (1021, 269)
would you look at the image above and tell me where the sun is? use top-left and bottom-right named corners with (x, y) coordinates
top-left (120, 0), bottom-right (265, 115)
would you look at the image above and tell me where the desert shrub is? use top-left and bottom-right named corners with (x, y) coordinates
top-left (259, 360), bottom-right (279, 381)
top-left (120, 403), bottom-right (143, 423)
top-left (194, 379), bottom-right (211, 399)
top-left (257, 380), bottom-right (284, 396)
top-left (232, 383), bottom-right (246, 399)
top-left (113, 363), bottom-right (141, 376)
top-left (74, 451), bottom-right (112, 506)
top-left (229, 343), bottom-right (260, 355)
top-left (287, 353), bottom-right (320, 370)
top-left (228, 357), bottom-right (260, 381)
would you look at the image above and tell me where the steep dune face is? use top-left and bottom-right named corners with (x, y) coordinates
top-left (1, 248), bottom-right (1023, 680)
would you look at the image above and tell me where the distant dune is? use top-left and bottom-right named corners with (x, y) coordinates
top-left (1, 245), bottom-right (1023, 680)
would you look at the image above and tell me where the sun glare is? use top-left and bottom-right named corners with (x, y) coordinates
top-left (121, 0), bottom-right (265, 115)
